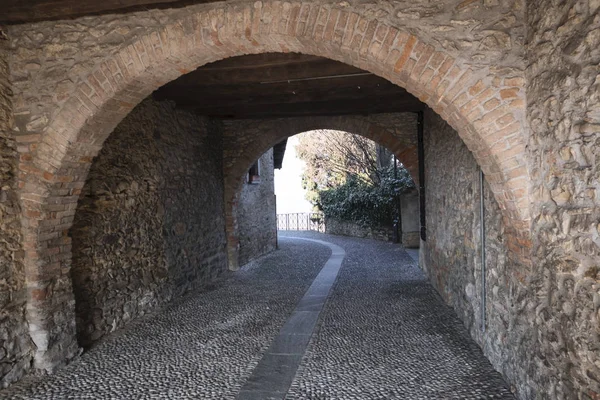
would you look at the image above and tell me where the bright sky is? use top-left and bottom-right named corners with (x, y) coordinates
top-left (274, 135), bottom-right (313, 214)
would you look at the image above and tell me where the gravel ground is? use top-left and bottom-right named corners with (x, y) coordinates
top-left (280, 231), bottom-right (514, 400)
top-left (3, 239), bottom-right (330, 400)
top-left (3, 233), bottom-right (514, 399)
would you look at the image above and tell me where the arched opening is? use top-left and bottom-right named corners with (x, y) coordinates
top-left (224, 121), bottom-right (421, 270)
top-left (271, 130), bottom-right (420, 245)
top-left (67, 53), bottom-right (426, 347)
top-left (12, 2), bottom-right (530, 379)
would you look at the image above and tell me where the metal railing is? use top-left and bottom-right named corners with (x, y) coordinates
top-left (277, 212), bottom-right (325, 232)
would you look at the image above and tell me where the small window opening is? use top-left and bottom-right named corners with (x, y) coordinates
top-left (248, 160), bottom-right (261, 184)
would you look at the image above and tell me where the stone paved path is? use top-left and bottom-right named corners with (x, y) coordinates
top-left (3, 233), bottom-right (514, 400)
top-left (281, 232), bottom-right (514, 400)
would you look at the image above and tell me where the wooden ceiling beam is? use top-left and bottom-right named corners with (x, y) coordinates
top-left (153, 53), bottom-right (425, 118)
top-left (159, 87), bottom-right (414, 110)
top-left (155, 78), bottom-right (405, 103)
top-left (183, 95), bottom-right (424, 119)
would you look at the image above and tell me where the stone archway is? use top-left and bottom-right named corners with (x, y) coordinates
top-left (13, 1), bottom-right (530, 371)
top-left (221, 115), bottom-right (420, 270)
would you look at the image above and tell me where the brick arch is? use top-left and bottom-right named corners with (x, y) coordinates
top-left (222, 116), bottom-right (420, 270)
top-left (16, 1), bottom-right (530, 371)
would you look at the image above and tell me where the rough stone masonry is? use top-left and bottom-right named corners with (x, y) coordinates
top-left (423, 108), bottom-right (522, 396)
top-left (70, 98), bottom-right (228, 348)
top-left (235, 148), bottom-right (278, 267)
top-left (526, 1), bottom-right (600, 398)
top-left (0, 32), bottom-right (34, 390)
top-left (0, 1), bottom-right (597, 399)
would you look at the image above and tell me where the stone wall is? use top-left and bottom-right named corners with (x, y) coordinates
top-left (324, 189), bottom-right (419, 246)
top-left (325, 218), bottom-right (393, 242)
top-left (236, 149), bottom-right (277, 267)
top-left (421, 108), bottom-right (533, 398)
top-left (70, 99), bottom-right (227, 347)
top-left (0, 34), bottom-right (33, 389)
top-left (526, 1), bottom-right (600, 398)
top-left (0, 0), bottom-right (595, 394)
top-left (400, 189), bottom-right (420, 248)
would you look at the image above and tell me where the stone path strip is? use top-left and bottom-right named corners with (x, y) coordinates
top-left (237, 238), bottom-right (345, 400)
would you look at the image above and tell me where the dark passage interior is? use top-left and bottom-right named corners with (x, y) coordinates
top-left (67, 53), bottom-right (511, 391)
top-left (68, 53), bottom-right (433, 346)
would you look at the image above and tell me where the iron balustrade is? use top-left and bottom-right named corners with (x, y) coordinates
top-left (277, 213), bottom-right (325, 232)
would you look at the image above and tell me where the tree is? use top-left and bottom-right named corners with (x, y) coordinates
top-left (295, 129), bottom-right (415, 226)
top-left (296, 129), bottom-right (388, 188)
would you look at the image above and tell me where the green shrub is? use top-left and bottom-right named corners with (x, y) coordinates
top-left (318, 166), bottom-right (414, 227)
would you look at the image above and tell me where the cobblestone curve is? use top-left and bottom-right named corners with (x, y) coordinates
top-left (2, 240), bottom-right (331, 400)
top-left (282, 231), bottom-right (515, 400)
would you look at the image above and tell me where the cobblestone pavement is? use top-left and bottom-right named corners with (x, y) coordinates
top-left (282, 232), bottom-right (514, 400)
top-left (3, 233), bottom-right (514, 399)
top-left (3, 240), bottom-right (330, 400)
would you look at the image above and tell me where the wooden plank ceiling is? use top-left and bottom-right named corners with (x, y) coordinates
top-left (154, 53), bottom-right (425, 119)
